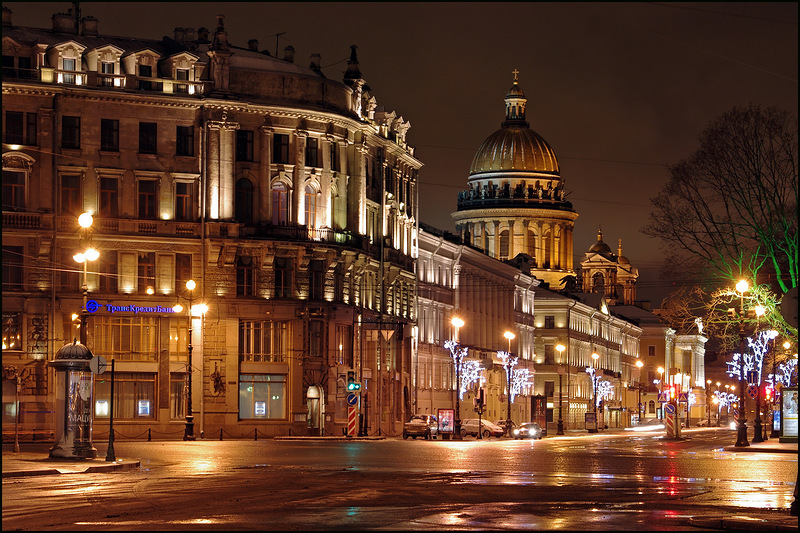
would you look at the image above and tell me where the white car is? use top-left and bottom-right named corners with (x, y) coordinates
top-left (460, 418), bottom-right (505, 438)
top-left (403, 414), bottom-right (439, 439)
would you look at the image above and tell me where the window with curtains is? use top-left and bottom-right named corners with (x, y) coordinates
top-left (94, 372), bottom-right (156, 419)
top-left (175, 181), bottom-right (193, 221)
top-left (169, 317), bottom-right (190, 363)
top-left (137, 252), bottom-right (155, 294)
top-left (239, 320), bottom-right (289, 363)
top-left (60, 174), bottom-right (81, 216)
top-left (239, 374), bottom-right (287, 419)
top-left (304, 184), bottom-right (317, 228)
top-left (3, 170), bottom-right (25, 211)
top-left (93, 315), bottom-right (158, 361)
top-left (271, 182), bottom-right (289, 225)
top-left (99, 177), bottom-right (119, 217)
top-left (236, 256), bottom-right (256, 296)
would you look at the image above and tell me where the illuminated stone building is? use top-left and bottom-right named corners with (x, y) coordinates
top-left (2, 7), bottom-right (420, 438)
top-left (579, 229), bottom-right (639, 306)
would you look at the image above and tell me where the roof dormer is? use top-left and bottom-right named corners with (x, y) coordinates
top-left (44, 40), bottom-right (87, 85)
top-left (159, 51), bottom-right (202, 94)
top-left (84, 44), bottom-right (125, 87)
top-left (121, 49), bottom-right (162, 91)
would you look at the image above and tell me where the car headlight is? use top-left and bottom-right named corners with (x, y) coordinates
top-left (513, 429), bottom-right (520, 435)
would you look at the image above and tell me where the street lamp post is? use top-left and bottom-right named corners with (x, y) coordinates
top-left (771, 341), bottom-right (790, 438)
top-left (74, 213), bottom-right (99, 347)
top-left (657, 366), bottom-right (665, 421)
top-left (556, 344), bottom-right (565, 435)
top-left (590, 352), bottom-right (599, 433)
top-left (715, 382), bottom-right (721, 425)
top-left (706, 379), bottom-right (712, 427)
top-left (635, 359), bottom-right (644, 424)
top-left (504, 330), bottom-right (515, 436)
top-left (173, 280), bottom-right (201, 441)
top-left (735, 279), bottom-right (750, 448)
top-left (451, 316), bottom-right (464, 441)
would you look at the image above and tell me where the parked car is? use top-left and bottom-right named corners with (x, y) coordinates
top-left (403, 414), bottom-right (439, 440)
top-left (460, 418), bottom-right (505, 438)
top-left (512, 422), bottom-right (543, 439)
top-left (494, 420), bottom-right (516, 433)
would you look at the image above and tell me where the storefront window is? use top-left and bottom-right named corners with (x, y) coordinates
top-left (94, 372), bottom-right (156, 419)
top-left (239, 374), bottom-right (286, 420)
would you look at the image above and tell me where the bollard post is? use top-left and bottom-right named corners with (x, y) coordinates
top-left (254, 428), bottom-right (258, 440)
top-left (32, 428), bottom-right (36, 442)
top-left (220, 428), bottom-right (223, 441)
top-left (147, 428), bottom-right (151, 441)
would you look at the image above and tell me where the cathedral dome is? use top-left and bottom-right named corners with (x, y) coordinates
top-left (469, 73), bottom-right (560, 176)
top-left (588, 229), bottom-right (612, 254)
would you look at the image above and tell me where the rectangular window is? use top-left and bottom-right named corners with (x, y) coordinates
top-left (544, 344), bottom-right (555, 365)
top-left (335, 324), bottom-right (353, 367)
top-left (170, 372), bottom-right (186, 419)
top-left (309, 259), bottom-right (325, 300)
top-left (2, 312), bottom-right (22, 350)
top-left (138, 180), bottom-right (157, 219)
top-left (169, 319), bottom-right (190, 364)
top-left (94, 316), bottom-right (158, 361)
top-left (236, 130), bottom-right (254, 162)
top-left (61, 174), bottom-right (81, 216)
top-left (62, 58), bottom-right (76, 84)
top-left (330, 141), bottom-right (339, 172)
top-left (17, 56), bottom-right (32, 79)
top-left (25, 112), bottom-right (37, 145)
top-left (100, 61), bottom-right (115, 87)
top-left (274, 256), bottom-right (293, 298)
top-left (99, 177), bottom-right (119, 218)
top-left (61, 116), bottom-right (80, 149)
top-left (309, 319), bottom-right (323, 357)
top-left (175, 68), bottom-right (189, 93)
top-left (544, 315), bottom-right (555, 329)
top-left (236, 257), bottom-right (256, 296)
top-left (648, 345), bottom-right (656, 357)
top-left (4, 111), bottom-right (23, 144)
top-left (544, 381), bottom-right (555, 398)
top-left (2, 55), bottom-right (15, 78)
top-left (239, 320), bottom-right (289, 363)
top-left (137, 251), bottom-right (155, 294)
top-left (176, 126), bottom-right (194, 156)
top-left (239, 374), bottom-right (287, 419)
top-left (98, 251), bottom-right (117, 293)
top-left (3, 170), bottom-right (26, 210)
top-left (2, 246), bottom-right (24, 291)
top-left (100, 119), bottom-right (119, 151)
top-left (94, 372), bottom-right (156, 419)
top-left (175, 253), bottom-right (192, 291)
top-left (175, 181), bottom-right (193, 221)
top-left (60, 248), bottom-right (80, 293)
top-left (138, 64), bottom-right (152, 90)
top-left (139, 122), bottom-right (157, 154)
top-left (305, 138), bottom-right (319, 167)
top-left (273, 134), bottom-right (289, 164)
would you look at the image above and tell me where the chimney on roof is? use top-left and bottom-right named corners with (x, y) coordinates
top-left (52, 12), bottom-right (76, 33)
top-left (184, 27), bottom-right (196, 42)
top-left (174, 27), bottom-right (185, 42)
top-left (309, 53), bottom-right (321, 71)
top-left (283, 45), bottom-right (295, 63)
top-left (81, 16), bottom-right (98, 36)
top-left (197, 27), bottom-right (209, 42)
top-left (2, 6), bottom-right (12, 27)
top-left (248, 39), bottom-right (259, 51)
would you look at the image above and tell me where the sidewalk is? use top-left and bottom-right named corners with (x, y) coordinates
top-left (2, 449), bottom-right (140, 478)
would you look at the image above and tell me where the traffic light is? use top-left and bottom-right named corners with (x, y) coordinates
top-left (346, 370), bottom-right (361, 391)
top-left (669, 385), bottom-right (677, 400)
top-left (764, 386), bottom-right (773, 403)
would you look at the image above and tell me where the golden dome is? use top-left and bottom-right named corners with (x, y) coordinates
top-left (469, 126), bottom-right (559, 175)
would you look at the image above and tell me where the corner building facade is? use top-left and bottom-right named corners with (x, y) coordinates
top-left (2, 8), bottom-right (420, 438)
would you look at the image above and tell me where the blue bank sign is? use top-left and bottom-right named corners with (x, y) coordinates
top-left (86, 300), bottom-right (177, 314)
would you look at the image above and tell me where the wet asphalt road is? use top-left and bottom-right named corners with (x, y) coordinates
top-left (2, 427), bottom-right (796, 530)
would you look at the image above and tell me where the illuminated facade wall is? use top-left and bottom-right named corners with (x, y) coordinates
top-left (1, 8), bottom-right (420, 438)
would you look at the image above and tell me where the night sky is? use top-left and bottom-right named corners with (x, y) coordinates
top-left (6, 2), bottom-right (797, 305)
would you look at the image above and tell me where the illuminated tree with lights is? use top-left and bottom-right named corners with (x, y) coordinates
top-left (586, 367), bottom-right (613, 407)
top-left (459, 360), bottom-right (483, 400)
top-left (510, 367), bottom-right (533, 404)
top-left (726, 329), bottom-right (779, 382)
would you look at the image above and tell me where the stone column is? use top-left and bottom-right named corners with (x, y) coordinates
top-left (218, 122), bottom-right (238, 220)
top-left (508, 219), bottom-right (516, 259)
top-left (206, 122), bottom-right (221, 219)
top-left (259, 124), bottom-right (273, 224)
top-left (294, 129), bottom-right (307, 225)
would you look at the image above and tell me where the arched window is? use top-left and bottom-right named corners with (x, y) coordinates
top-left (271, 182), bottom-right (289, 225)
top-left (499, 229), bottom-right (509, 260)
top-left (235, 178), bottom-right (254, 224)
top-left (304, 183), bottom-right (317, 228)
top-left (648, 400), bottom-right (655, 414)
top-left (592, 272), bottom-right (604, 293)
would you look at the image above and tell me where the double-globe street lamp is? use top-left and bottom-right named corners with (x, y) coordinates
top-left (451, 316), bottom-right (465, 441)
top-left (556, 344), bottom-right (566, 435)
top-left (173, 279), bottom-right (207, 441)
top-left (635, 359), bottom-right (644, 424)
top-left (734, 279), bottom-right (750, 448)
top-left (73, 212), bottom-right (100, 347)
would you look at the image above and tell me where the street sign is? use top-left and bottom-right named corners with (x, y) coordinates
top-left (746, 371), bottom-right (757, 385)
top-left (678, 392), bottom-right (688, 402)
top-left (665, 403), bottom-right (676, 414)
top-left (89, 355), bottom-right (107, 374)
top-left (346, 393), bottom-right (358, 406)
top-left (658, 392), bottom-right (668, 403)
top-left (747, 385), bottom-right (759, 399)
top-left (347, 405), bottom-right (357, 436)
top-left (732, 408), bottom-right (739, 418)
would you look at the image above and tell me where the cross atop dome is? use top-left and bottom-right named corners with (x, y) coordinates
top-left (512, 68), bottom-right (519, 82)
